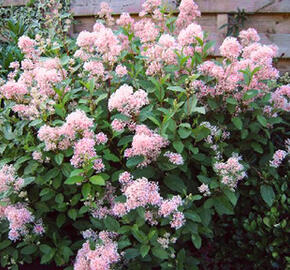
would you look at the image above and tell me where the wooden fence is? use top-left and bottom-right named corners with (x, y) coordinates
top-left (2, 0), bottom-right (290, 72)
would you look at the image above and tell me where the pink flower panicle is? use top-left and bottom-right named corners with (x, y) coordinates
top-left (115, 64), bottom-right (128, 77)
top-left (164, 152), bottom-right (184, 165)
top-left (74, 230), bottom-right (120, 270)
top-left (124, 125), bottom-right (168, 167)
top-left (214, 154), bottom-right (247, 190)
top-left (1, 203), bottom-right (35, 241)
top-left (18, 36), bottom-right (37, 58)
top-left (0, 165), bottom-right (24, 194)
top-left (116, 13), bottom-right (134, 27)
top-left (239, 28), bottom-right (260, 46)
top-left (176, 0), bottom-right (201, 30)
top-left (108, 84), bottom-right (149, 117)
top-left (198, 183), bottom-right (211, 197)
top-left (271, 85), bottom-right (290, 112)
top-left (220, 37), bottom-right (242, 60)
top-left (269, 150), bottom-right (287, 168)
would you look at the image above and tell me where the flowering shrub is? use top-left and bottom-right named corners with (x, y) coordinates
top-left (0, 0), bottom-right (289, 269)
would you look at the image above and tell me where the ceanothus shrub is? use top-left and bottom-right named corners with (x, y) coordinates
top-left (0, 0), bottom-right (289, 269)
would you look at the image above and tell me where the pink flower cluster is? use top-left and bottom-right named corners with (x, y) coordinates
top-left (83, 61), bottom-right (105, 78)
top-left (38, 109), bottom-right (93, 151)
top-left (124, 125), bottom-right (168, 167)
top-left (178, 23), bottom-right (203, 46)
top-left (164, 152), bottom-right (184, 165)
top-left (269, 150), bottom-right (287, 168)
top-left (108, 84), bottom-right (149, 117)
top-left (133, 18), bottom-right (159, 43)
top-left (198, 29), bottom-right (279, 106)
top-left (0, 165), bottom-right (24, 194)
top-left (271, 85), bottom-right (290, 112)
top-left (219, 37), bottom-right (242, 60)
top-left (116, 13), bottom-right (134, 27)
top-left (115, 65), bottom-right (128, 77)
top-left (1, 43), bottom-right (66, 120)
top-left (198, 183), bottom-right (211, 197)
top-left (239, 28), bottom-right (260, 46)
top-left (71, 138), bottom-right (104, 172)
top-left (0, 203), bottom-right (43, 241)
top-left (176, 0), bottom-right (201, 30)
top-left (214, 154), bottom-right (247, 190)
top-left (18, 36), bottom-right (37, 58)
top-left (112, 173), bottom-right (185, 229)
top-left (74, 231), bottom-right (120, 270)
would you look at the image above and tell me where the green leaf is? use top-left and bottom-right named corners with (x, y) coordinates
top-left (68, 209), bottom-right (77, 221)
top-left (224, 189), bottom-right (238, 206)
top-left (173, 140), bottom-right (184, 153)
top-left (40, 244), bottom-right (52, 254)
top-left (104, 216), bottom-right (120, 232)
top-left (55, 153), bottom-right (64, 165)
top-left (140, 245), bottom-right (150, 258)
top-left (191, 234), bottom-right (201, 249)
top-left (56, 213), bottom-right (66, 228)
top-left (82, 183), bottom-right (91, 198)
top-left (64, 175), bottom-right (84, 185)
top-left (184, 210), bottom-right (201, 223)
top-left (257, 115), bottom-right (267, 127)
top-left (251, 142), bottom-right (263, 154)
top-left (231, 117), bottom-right (243, 130)
top-left (152, 246), bottom-right (168, 260)
top-left (126, 155), bottom-right (144, 168)
top-left (260, 185), bottom-right (275, 207)
top-left (21, 245), bottom-right (37, 255)
top-left (214, 196), bottom-right (234, 215)
top-left (0, 240), bottom-right (11, 250)
top-left (167, 86), bottom-right (186, 92)
top-left (226, 97), bottom-right (238, 105)
top-left (124, 248), bottom-right (140, 260)
top-left (178, 127), bottom-right (191, 139)
top-left (132, 227), bottom-right (148, 243)
top-left (164, 175), bottom-right (187, 194)
top-left (89, 175), bottom-right (105, 186)
top-left (243, 89), bottom-right (259, 100)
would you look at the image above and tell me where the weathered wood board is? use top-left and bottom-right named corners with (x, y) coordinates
top-left (1, 0), bottom-right (27, 6)
top-left (70, 0), bottom-right (290, 16)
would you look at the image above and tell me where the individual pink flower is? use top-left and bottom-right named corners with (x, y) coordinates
top-left (158, 196), bottom-right (183, 217)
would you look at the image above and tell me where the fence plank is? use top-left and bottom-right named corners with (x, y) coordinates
top-left (1, 0), bottom-right (28, 6)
